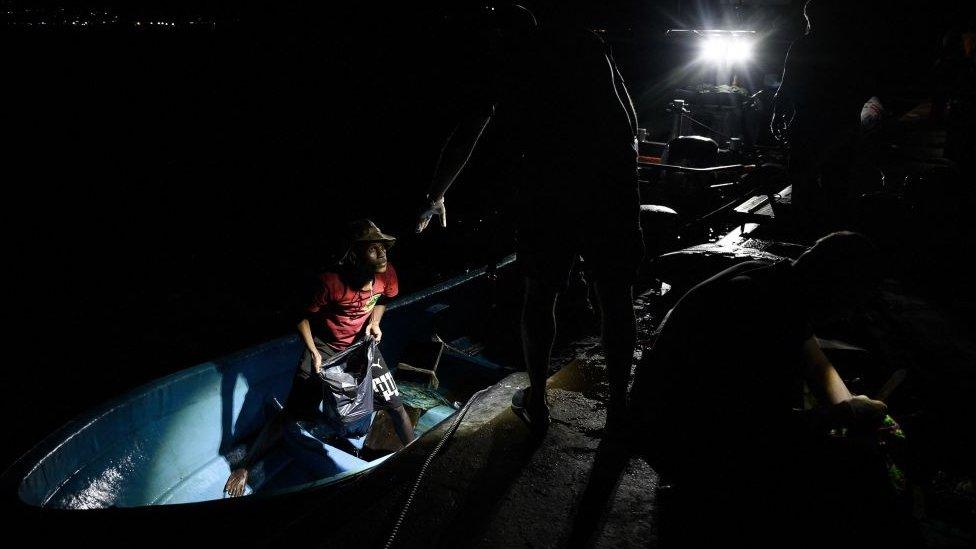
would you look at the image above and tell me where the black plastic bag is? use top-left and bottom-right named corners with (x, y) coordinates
top-left (318, 338), bottom-right (376, 437)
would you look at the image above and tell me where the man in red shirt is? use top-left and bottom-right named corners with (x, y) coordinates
top-left (224, 220), bottom-right (413, 497)
top-left (291, 219), bottom-right (414, 440)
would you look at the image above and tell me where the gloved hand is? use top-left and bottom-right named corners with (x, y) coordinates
top-left (860, 96), bottom-right (884, 131)
top-left (416, 196), bottom-right (447, 233)
top-left (842, 395), bottom-right (888, 429)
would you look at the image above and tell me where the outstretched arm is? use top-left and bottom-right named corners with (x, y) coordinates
top-left (416, 111), bottom-right (493, 233)
top-left (609, 50), bottom-right (638, 136)
top-left (798, 336), bottom-right (886, 431)
top-left (801, 336), bottom-right (851, 405)
top-left (771, 42), bottom-right (801, 142)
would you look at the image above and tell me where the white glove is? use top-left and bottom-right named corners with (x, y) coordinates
top-left (860, 96), bottom-right (884, 131)
top-left (416, 196), bottom-right (447, 233)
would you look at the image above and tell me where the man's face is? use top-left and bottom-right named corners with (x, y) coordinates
top-left (356, 242), bottom-right (389, 273)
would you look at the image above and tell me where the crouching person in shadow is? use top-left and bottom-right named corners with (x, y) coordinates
top-left (631, 231), bottom-right (918, 547)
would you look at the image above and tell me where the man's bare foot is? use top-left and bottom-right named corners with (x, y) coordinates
top-left (224, 468), bottom-right (249, 498)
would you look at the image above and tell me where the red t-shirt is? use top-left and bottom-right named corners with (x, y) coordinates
top-left (306, 264), bottom-right (399, 350)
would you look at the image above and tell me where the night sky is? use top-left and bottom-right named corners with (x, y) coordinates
top-left (2, 0), bottom-right (972, 480)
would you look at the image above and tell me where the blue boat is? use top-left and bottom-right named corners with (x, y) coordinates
top-left (1, 257), bottom-right (520, 542)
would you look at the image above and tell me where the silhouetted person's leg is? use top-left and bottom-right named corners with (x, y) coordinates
top-left (819, 143), bottom-right (858, 231)
top-left (593, 280), bottom-right (636, 428)
top-left (788, 136), bottom-right (834, 241)
top-left (521, 277), bottom-right (558, 416)
top-left (386, 405), bottom-right (415, 445)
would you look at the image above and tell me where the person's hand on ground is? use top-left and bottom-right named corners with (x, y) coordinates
top-left (224, 468), bottom-right (249, 498)
top-left (843, 395), bottom-right (888, 429)
top-left (416, 197), bottom-right (447, 233)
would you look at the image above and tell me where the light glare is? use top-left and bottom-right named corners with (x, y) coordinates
top-left (699, 35), bottom-right (754, 65)
top-left (702, 38), bottom-right (726, 62)
top-left (729, 38), bottom-right (753, 62)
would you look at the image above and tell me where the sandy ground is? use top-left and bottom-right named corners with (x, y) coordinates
top-left (316, 361), bottom-right (664, 549)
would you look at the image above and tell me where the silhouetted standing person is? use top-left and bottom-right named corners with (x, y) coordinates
top-left (416, 4), bottom-right (643, 436)
top-left (771, 0), bottom-right (876, 236)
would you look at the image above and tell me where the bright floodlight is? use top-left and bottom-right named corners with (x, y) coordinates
top-left (728, 37), bottom-right (753, 63)
top-left (701, 38), bottom-right (727, 62)
top-left (699, 35), bottom-right (753, 64)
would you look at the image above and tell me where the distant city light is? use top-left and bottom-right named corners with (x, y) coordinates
top-left (3, 5), bottom-right (218, 30)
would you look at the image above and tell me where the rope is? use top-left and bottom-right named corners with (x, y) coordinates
top-left (383, 386), bottom-right (492, 549)
top-left (432, 333), bottom-right (483, 357)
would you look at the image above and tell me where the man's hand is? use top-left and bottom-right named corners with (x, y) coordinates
top-left (311, 348), bottom-right (323, 376)
top-left (843, 395), bottom-right (888, 429)
top-left (366, 323), bottom-right (383, 343)
top-left (224, 468), bottom-right (249, 498)
top-left (416, 197), bottom-right (447, 233)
